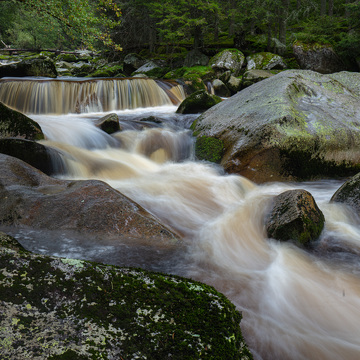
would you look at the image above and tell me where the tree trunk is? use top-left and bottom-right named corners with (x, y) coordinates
top-left (328, 0), bottom-right (334, 16)
top-left (321, 0), bottom-right (327, 16)
top-left (279, 0), bottom-right (289, 46)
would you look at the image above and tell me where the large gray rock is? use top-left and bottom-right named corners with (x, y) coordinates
top-left (0, 154), bottom-right (179, 245)
top-left (266, 189), bottom-right (325, 245)
top-left (123, 53), bottom-right (146, 75)
top-left (95, 113), bottom-right (120, 134)
top-left (210, 49), bottom-right (245, 76)
top-left (0, 232), bottom-right (252, 359)
top-left (0, 58), bottom-right (57, 78)
top-left (0, 101), bottom-right (44, 140)
top-left (331, 172), bottom-right (360, 215)
top-left (293, 41), bottom-right (343, 74)
top-left (191, 70), bottom-right (360, 183)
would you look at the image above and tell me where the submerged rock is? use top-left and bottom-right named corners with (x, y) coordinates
top-left (0, 154), bottom-right (179, 245)
top-left (331, 172), bottom-right (360, 215)
top-left (176, 90), bottom-right (222, 114)
top-left (192, 70), bottom-right (360, 183)
top-left (0, 101), bottom-right (44, 140)
top-left (266, 189), bottom-right (325, 245)
top-left (0, 232), bottom-right (253, 359)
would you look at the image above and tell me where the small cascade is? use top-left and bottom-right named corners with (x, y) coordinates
top-left (0, 77), bottom-right (186, 115)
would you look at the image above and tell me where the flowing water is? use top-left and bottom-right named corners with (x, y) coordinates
top-left (1, 78), bottom-right (360, 359)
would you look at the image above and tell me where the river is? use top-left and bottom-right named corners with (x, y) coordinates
top-left (1, 78), bottom-right (360, 359)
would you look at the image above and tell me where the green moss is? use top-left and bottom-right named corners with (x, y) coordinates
top-left (195, 135), bottom-right (225, 163)
top-left (88, 65), bottom-right (124, 78)
top-left (0, 232), bottom-right (252, 359)
top-left (176, 90), bottom-right (222, 114)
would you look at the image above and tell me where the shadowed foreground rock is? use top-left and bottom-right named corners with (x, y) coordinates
top-left (0, 232), bottom-right (253, 359)
top-left (331, 172), bottom-right (360, 215)
top-left (266, 189), bottom-right (325, 246)
top-left (176, 90), bottom-right (222, 114)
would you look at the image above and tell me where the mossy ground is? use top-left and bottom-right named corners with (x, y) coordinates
top-left (0, 232), bottom-right (252, 360)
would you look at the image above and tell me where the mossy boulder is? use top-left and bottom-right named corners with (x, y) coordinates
top-left (0, 58), bottom-right (57, 78)
top-left (210, 49), bottom-right (245, 76)
top-left (71, 63), bottom-right (96, 77)
top-left (245, 52), bottom-right (287, 71)
top-left (0, 232), bottom-right (253, 359)
top-left (266, 189), bottom-right (325, 245)
top-left (192, 70), bottom-right (360, 183)
top-left (133, 61), bottom-right (170, 78)
top-left (56, 53), bottom-right (78, 63)
top-left (88, 63), bottom-right (124, 78)
top-left (212, 79), bottom-right (231, 97)
top-left (331, 172), bottom-right (360, 215)
top-left (176, 90), bottom-right (222, 114)
top-left (94, 113), bottom-right (120, 134)
top-left (292, 41), bottom-right (343, 74)
top-left (123, 53), bottom-right (146, 75)
top-left (0, 101), bottom-right (44, 140)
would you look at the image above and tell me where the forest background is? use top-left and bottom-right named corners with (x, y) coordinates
top-left (0, 0), bottom-right (359, 70)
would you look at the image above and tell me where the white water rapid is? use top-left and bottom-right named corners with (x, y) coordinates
top-left (2, 78), bottom-right (360, 360)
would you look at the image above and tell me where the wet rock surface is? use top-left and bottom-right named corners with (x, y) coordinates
top-left (266, 189), bottom-right (325, 245)
top-left (0, 232), bottom-right (252, 360)
top-left (331, 172), bottom-right (360, 215)
top-left (192, 70), bottom-right (360, 183)
top-left (0, 154), bottom-right (179, 246)
top-left (176, 90), bottom-right (222, 114)
top-left (0, 58), bottom-right (57, 78)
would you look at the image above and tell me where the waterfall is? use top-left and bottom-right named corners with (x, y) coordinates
top-left (0, 78), bottom-right (186, 115)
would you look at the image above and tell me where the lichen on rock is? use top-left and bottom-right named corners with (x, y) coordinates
top-left (0, 232), bottom-right (253, 360)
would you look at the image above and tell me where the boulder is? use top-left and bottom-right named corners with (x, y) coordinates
top-left (245, 52), bottom-right (287, 71)
top-left (123, 53), bottom-right (146, 75)
top-left (0, 232), bottom-right (252, 359)
top-left (88, 62), bottom-right (124, 78)
top-left (0, 101), bottom-right (44, 140)
top-left (95, 113), bottom-right (121, 134)
top-left (176, 90), bottom-right (222, 114)
top-left (210, 49), bottom-right (245, 76)
top-left (331, 172), bottom-right (360, 215)
top-left (133, 61), bottom-right (169, 78)
top-left (227, 75), bottom-right (242, 94)
top-left (266, 189), bottom-right (325, 245)
top-left (212, 79), bottom-right (231, 97)
top-left (191, 70), bottom-right (360, 183)
top-left (0, 138), bottom-right (64, 175)
top-left (184, 49), bottom-right (209, 67)
top-left (293, 41), bottom-right (343, 74)
top-left (0, 58), bottom-right (57, 78)
top-left (0, 154), bottom-right (179, 245)
top-left (241, 69), bottom-right (275, 88)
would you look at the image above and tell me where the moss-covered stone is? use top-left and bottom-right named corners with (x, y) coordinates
top-left (88, 64), bottom-right (124, 78)
top-left (245, 52), bottom-right (287, 71)
top-left (266, 189), bottom-right (325, 246)
top-left (209, 49), bottom-right (245, 76)
top-left (176, 90), bottom-right (222, 114)
top-left (194, 135), bottom-right (225, 163)
top-left (0, 58), bottom-right (57, 78)
top-left (0, 101), bottom-right (44, 140)
top-left (0, 232), bottom-right (253, 360)
top-left (331, 172), bottom-right (360, 215)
